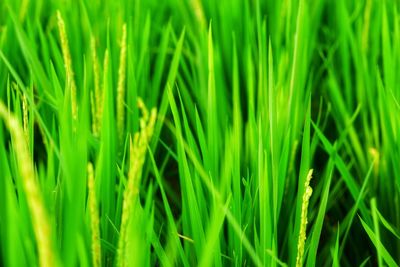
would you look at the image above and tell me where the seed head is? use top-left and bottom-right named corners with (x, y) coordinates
top-left (0, 101), bottom-right (55, 267)
top-left (296, 169), bottom-right (314, 267)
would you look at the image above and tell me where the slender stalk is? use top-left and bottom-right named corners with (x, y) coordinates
top-left (91, 36), bottom-right (101, 136)
top-left (117, 99), bottom-right (157, 267)
top-left (57, 10), bottom-right (78, 123)
top-left (296, 169), bottom-right (314, 267)
top-left (0, 101), bottom-right (55, 267)
top-left (117, 24), bottom-right (127, 145)
top-left (88, 162), bottom-right (101, 267)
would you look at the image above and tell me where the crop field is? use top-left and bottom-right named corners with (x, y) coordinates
top-left (0, 0), bottom-right (399, 266)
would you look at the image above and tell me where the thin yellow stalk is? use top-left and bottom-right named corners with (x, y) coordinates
top-left (91, 37), bottom-right (101, 136)
top-left (296, 169), bottom-right (314, 267)
top-left (362, 0), bottom-right (372, 52)
top-left (117, 24), bottom-right (127, 144)
top-left (117, 99), bottom-right (157, 267)
top-left (97, 49), bottom-right (109, 133)
top-left (11, 82), bottom-right (29, 145)
top-left (90, 90), bottom-right (97, 135)
top-left (22, 93), bottom-right (29, 145)
top-left (87, 162), bottom-right (101, 267)
top-left (0, 101), bottom-right (55, 267)
top-left (18, 0), bottom-right (29, 21)
top-left (57, 10), bottom-right (77, 122)
top-left (369, 147), bottom-right (380, 176)
top-left (137, 97), bottom-right (149, 129)
top-left (191, 0), bottom-right (206, 29)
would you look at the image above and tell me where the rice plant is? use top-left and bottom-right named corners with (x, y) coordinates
top-left (0, 0), bottom-right (399, 266)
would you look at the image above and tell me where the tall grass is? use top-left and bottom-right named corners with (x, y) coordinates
top-left (0, 0), bottom-right (399, 266)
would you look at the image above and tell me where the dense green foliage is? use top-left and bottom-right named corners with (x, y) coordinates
top-left (0, 0), bottom-right (399, 266)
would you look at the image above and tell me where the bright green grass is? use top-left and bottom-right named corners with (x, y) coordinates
top-left (0, 0), bottom-right (400, 266)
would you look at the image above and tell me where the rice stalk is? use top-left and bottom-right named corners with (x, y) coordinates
top-left (18, 0), bottom-right (29, 21)
top-left (57, 10), bottom-right (78, 123)
top-left (87, 162), bottom-right (101, 267)
top-left (362, 0), bottom-right (372, 52)
top-left (369, 147), bottom-right (380, 176)
top-left (137, 97), bottom-right (149, 129)
top-left (296, 169), bottom-right (314, 267)
top-left (117, 24), bottom-right (127, 145)
top-left (21, 93), bottom-right (29, 145)
top-left (91, 36), bottom-right (101, 136)
top-left (98, 48), bottom-right (109, 133)
top-left (11, 82), bottom-right (29, 145)
top-left (0, 101), bottom-right (55, 267)
top-left (90, 90), bottom-right (97, 135)
top-left (191, 0), bottom-right (206, 29)
top-left (117, 99), bottom-right (157, 267)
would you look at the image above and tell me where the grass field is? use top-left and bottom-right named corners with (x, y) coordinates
top-left (0, 0), bottom-right (400, 266)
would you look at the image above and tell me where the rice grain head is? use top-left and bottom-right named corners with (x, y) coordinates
top-left (296, 169), bottom-right (314, 267)
top-left (137, 97), bottom-right (149, 130)
top-left (117, 99), bottom-right (157, 267)
top-left (10, 83), bottom-right (29, 145)
top-left (57, 10), bottom-right (78, 123)
top-left (87, 162), bottom-right (101, 267)
top-left (22, 93), bottom-right (29, 145)
top-left (0, 101), bottom-right (55, 267)
top-left (97, 48), bottom-right (109, 133)
top-left (91, 36), bottom-right (101, 136)
top-left (90, 90), bottom-right (97, 135)
top-left (369, 147), bottom-right (380, 176)
top-left (191, 0), bottom-right (206, 29)
top-left (117, 24), bottom-right (127, 145)
top-left (362, 0), bottom-right (372, 52)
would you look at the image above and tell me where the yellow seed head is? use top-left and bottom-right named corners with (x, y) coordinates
top-left (137, 97), bottom-right (149, 130)
top-left (57, 10), bottom-right (78, 122)
top-left (296, 169), bottom-right (313, 267)
top-left (90, 90), bottom-right (97, 135)
top-left (117, 24), bottom-right (128, 144)
top-left (369, 147), bottom-right (380, 176)
top-left (87, 162), bottom-right (101, 267)
top-left (117, 100), bottom-right (157, 267)
top-left (97, 49), bottom-right (109, 133)
top-left (91, 37), bottom-right (101, 136)
top-left (22, 93), bottom-right (29, 145)
top-left (362, 0), bottom-right (372, 52)
top-left (191, 0), bottom-right (206, 29)
top-left (0, 101), bottom-right (55, 267)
